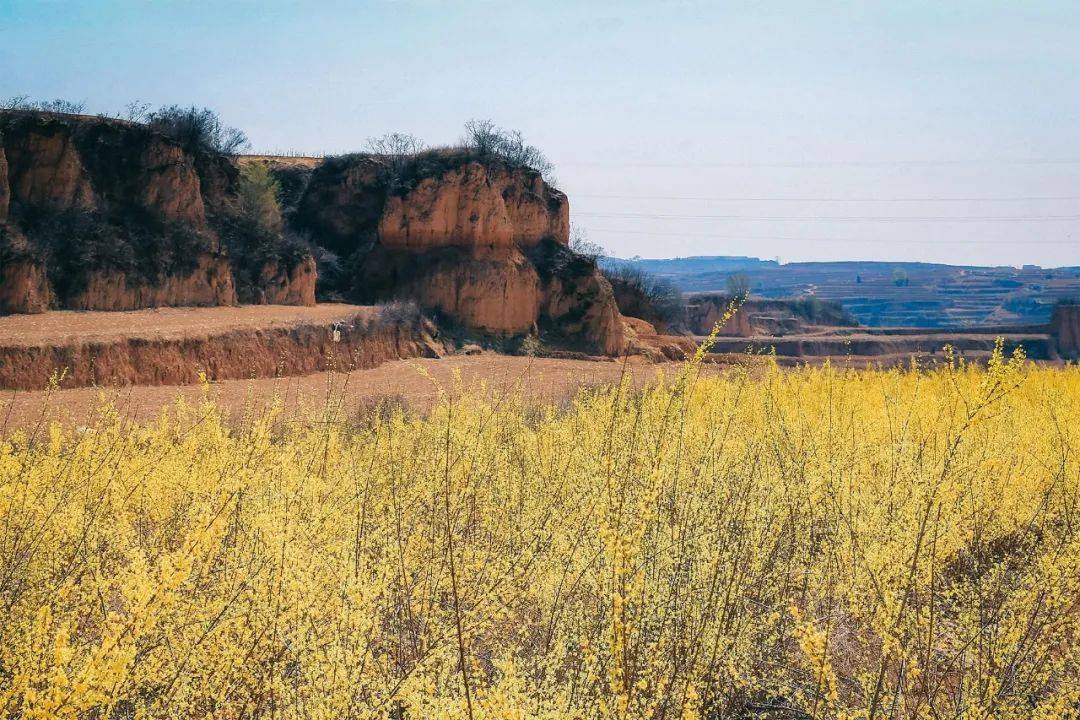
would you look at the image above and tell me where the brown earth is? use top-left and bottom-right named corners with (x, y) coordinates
top-left (0, 145), bottom-right (9, 221)
top-left (0, 259), bottom-right (51, 315)
top-left (0, 304), bottom-right (446, 390)
top-left (377, 161), bottom-right (569, 251)
top-left (0, 354), bottom-right (687, 435)
top-left (1051, 304), bottom-right (1079, 359)
top-left (293, 152), bottom-right (627, 353)
top-left (0, 111), bottom-right (314, 313)
top-left (65, 254), bottom-right (238, 311)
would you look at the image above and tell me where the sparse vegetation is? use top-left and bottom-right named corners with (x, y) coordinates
top-left (790, 294), bottom-right (858, 325)
top-left (146, 105), bottom-right (249, 156)
top-left (3, 205), bottom-right (214, 297)
top-left (602, 263), bottom-right (687, 331)
top-left (1, 96), bottom-right (87, 114)
top-left (725, 271), bottom-right (752, 298)
top-left (237, 162), bottom-right (284, 232)
top-left (0, 345), bottom-right (1075, 718)
top-left (568, 224), bottom-right (606, 262)
top-left (461, 119), bottom-right (555, 178)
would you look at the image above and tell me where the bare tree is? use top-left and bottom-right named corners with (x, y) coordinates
top-left (569, 225), bottom-right (605, 261)
top-left (461, 119), bottom-right (555, 179)
top-left (725, 272), bottom-right (751, 298)
top-left (462, 119), bottom-right (503, 155)
top-left (124, 100), bottom-right (152, 123)
top-left (1, 96), bottom-right (86, 114)
top-left (146, 105), bottom-right (249, 155)
top-left (364, 132), bottom-right (425, 159)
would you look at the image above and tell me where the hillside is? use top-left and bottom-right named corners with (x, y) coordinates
top-left (603, 256), bottom-right (1080, 327)
top-left (0, 110), bottom-right (315, 313)
top-left (251, 148), bottom-right (626, 354)
top-left (0, 111), bottom-right (627, 356)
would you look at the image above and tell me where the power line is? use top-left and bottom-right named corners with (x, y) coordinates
top-left (561, 158), bottom-right (1080, 169)
top-left (574, 193), bottom-right (1080, 203)
top-left (585, 228), bottom-right (1076, 244)
top-left (576, 211), bottom-right (1080, 222)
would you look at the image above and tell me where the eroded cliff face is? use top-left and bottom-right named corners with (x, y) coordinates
top-left (0, 258), bottom-right (51, 314)
top-left (294, 152), bottom-right (625, 353)
top-left (377, 161), bottom-right (568, 251)
top-left (257, 256), bottom-right (317, 307)
top-left (1051, 304), bottom-right (1080, 359)
top-left (0, 145), bottom-right (10, 222)
top-left (66, 254), bottom-right (237, 311)
top-left (0, 111), bottom-right (314, 314)
top-left (685, 296), bottom-right (754, 337)
top-left (4, 123), bottom-right (97, 211)
top-left (359, 246), bottom-right (543, 334)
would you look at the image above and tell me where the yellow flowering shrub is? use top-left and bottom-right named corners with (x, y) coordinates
top-left (0, 347), bottom-right (1076, 719)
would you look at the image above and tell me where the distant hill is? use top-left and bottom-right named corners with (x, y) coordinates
top-left (601, 256), bottom-right (1080, 328)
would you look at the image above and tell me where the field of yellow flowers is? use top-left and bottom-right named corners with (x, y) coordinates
top-left (0, 346), bottom-right (1077, 719)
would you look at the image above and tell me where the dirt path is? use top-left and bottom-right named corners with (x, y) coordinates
top-left (0, 354), bottom-right (685, 435)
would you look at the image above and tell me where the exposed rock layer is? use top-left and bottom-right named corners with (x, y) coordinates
top-left (0, 311), bottom-right (446, 390)
top-left (66, 254), bottom-right (238, 311)
top-left (1051, 304), bottom-right (1079, 359)
top-left (0, 146), bottom-right (9, 222)
top-left (293, 152), bottom-right (625, 354)
top-left (684, 294), bottom-right (857, 336)
top-left (0, 258), bottom-right (51, 314)
top-left (0, 111), bottom-right (313, 314)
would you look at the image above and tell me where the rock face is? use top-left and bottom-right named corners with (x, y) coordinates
top-left (293, 152), bottom-right (625, 354)
top-left (0, 308), bottom-right (449, 391)
top-left (66, 254), bottom-right (237, 311)
top-left (0, 145), bottom-right (10, 222)
top-left (684, 294), bottom-right (858, 336)
top-left (377, 161), bottom-right (568, 250)
top-left (4, 123), bottom-right (97, 211)
top-left (685, 296), bottom-right (754, 336)
top-left (0, 258), bottom-right (51, 314)
top-left (257, 256), bottom-right (317, 306)
top-left (0, 111), bottom-right (314, 314)
top-left (1051, 303), bottom-right (1080, 359)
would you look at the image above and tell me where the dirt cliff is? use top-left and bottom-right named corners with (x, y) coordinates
top-left (1051, 303), bottom-right (1080, 359)
top-left (291, 151), bottom-right (625, 353)
top-left (0, 111), bottom-right (313, 314)
top-left (0, 257), bottom-right (51, 314)
top-left (257, 255), bottom-right (318, 306)
top-left (0, 145), bottom-right (9, 222)
top-left (0, 306), bottom-right (448, 390)
top-left (66, 254), bottom-right (238, 311)
top-left (685, 294), bottom-right (857, 336)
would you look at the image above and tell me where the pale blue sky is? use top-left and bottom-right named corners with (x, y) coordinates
top-left (2, 1), bottom-right (1079, 266)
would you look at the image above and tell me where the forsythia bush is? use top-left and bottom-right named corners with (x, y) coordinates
top-left (0, 349), bottom-right (1077, 719)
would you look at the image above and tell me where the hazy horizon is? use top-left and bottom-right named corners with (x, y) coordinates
top-left (2, 0), bottom-right (1078, 267)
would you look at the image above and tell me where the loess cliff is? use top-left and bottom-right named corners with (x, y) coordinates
top-left (1051, 303), bottom-right (1079, 359)
top-left (283, 150), bottom-right (626, 354)
top-left (2, 113), bottom-right (626, 355)
top-left (0, 111), bottom-right (314, 314)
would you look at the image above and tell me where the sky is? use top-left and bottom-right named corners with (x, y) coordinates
top-left (2, 0), bottom-right (1079, 267)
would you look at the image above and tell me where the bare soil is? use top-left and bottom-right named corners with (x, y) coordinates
top-left (0, 354), bottom-right (682, 435)
top-left (0, 304), bottom-right (370, 347)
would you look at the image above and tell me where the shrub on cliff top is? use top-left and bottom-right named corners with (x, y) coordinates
top-left (146, 105), bottom-right (249, 156)
top-left (602, 263), bottom-right (687, 331)
top-left (1, 96), bottom-right (87, 114)
top-left (462, 119), bottom-right (555, 179)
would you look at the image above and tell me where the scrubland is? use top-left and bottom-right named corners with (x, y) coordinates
top-left (0, 345), bottom-right (1076, 719)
